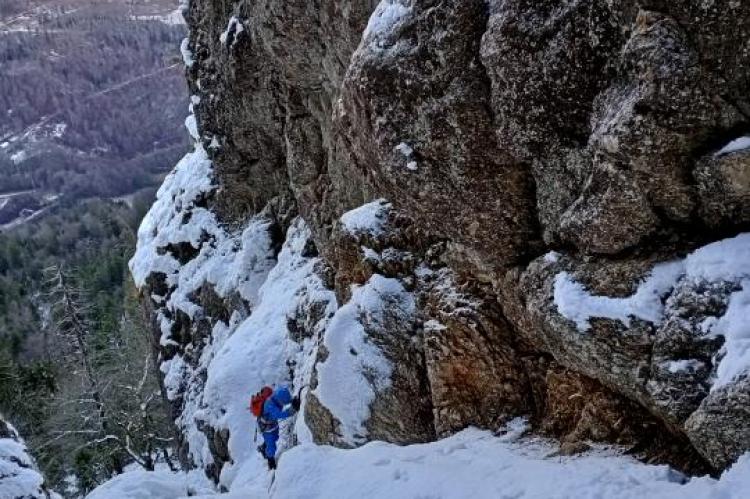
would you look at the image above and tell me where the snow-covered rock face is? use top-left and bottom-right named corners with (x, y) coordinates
top-left (505, 235), bottom-right (750, 468)
top-left (0, 419), bottom-right (58, 499)
top-left (131, 0), bottom-right (750, 487)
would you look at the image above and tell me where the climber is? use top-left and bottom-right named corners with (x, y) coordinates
top-left (252, 385), bottom-right (300, 470)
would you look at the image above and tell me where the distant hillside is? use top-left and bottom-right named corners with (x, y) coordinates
top-left (0, 0), bottom-right (188, 224)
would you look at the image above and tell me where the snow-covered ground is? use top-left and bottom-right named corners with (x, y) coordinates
top-left (86, 421), bottom-right (750, 499)
top-left (86, 469), bottom-right (212, 499)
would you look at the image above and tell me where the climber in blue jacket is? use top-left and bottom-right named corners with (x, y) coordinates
top-left (257, 385), bottom-right (300, 470)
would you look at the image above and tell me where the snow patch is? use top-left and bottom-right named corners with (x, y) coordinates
top-left (715, 136), bottom-right (750, 157)
top-left (553, 261), bottom-right (685, 332)
top-left (339, 199), bottom-right (391, 237)
top-left (219, 17), bottom-right (245, 47)
top-left (664, 359), bottom-right (705, 374)
top-left (363, 1), bottom-right (411, 46)
top-left (180, 38), bottom-right (195, 68)
top-left (424, 319), bottom-right (447, 333)
top-left (544, 251), bottom-right (561, 263)
top-left (185, 114), bottom-right (199, 141)
top-left (394, 142), bottom-right (413, 157)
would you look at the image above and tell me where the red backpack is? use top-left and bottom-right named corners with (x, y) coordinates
top-left (250, 386), bottom-right (273, 417)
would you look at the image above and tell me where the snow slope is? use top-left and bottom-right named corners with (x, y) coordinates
top-left (199, 219), bottom-right (337, 488)
top-left (87, 422), bottom-right (750, 499)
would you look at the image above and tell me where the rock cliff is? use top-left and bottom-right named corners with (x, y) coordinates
top-left (131, 0), bottom-right (750, 487)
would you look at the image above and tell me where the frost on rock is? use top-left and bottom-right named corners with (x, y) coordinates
top-left (314, 275), bottom-right (415, 446)
top-left (198, 219), bottom-right (336, 489)
top-left (0, 420), bottom-right (58, 499)
top-left (553, 232), bottom-right (750, 388)
top-left (339, 199), bottom-right (391, 237)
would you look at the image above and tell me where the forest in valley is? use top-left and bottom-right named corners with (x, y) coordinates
top-left (0, 196), bottom-right (177, 496)
top-left (0, 0), bottom-right (188, 202)
top-left (0, 1), bottom-right (187, 495)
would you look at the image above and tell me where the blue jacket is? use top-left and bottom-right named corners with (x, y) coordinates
top-left (261, 386), bottom-right (294, 425)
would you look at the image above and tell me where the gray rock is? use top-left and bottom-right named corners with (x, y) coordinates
top-left (686, 376), bottom-right (750, 470)
top-left (696, 150), bottom-right (750, 228)
top-left (338, 0), bottom-right (539, 269)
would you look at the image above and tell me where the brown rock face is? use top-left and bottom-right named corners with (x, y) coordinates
top-left (184, 0), bottom-right (377, 235)
top-left (338, 0), bottom-right (539, 269)
top-left (696, 150), bottom-right (750, 228)
top-left (481, 1), bottom-right (747, 254)
top-left (420, 270), bottom-right (530, 436)
top-left (136, 0), bottom-right (750, 480)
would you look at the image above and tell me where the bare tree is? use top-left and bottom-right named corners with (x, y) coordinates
top-left (38, 266), bottom-right (175, 492)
